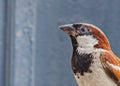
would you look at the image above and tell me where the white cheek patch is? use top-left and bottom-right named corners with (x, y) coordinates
top-left (107, 61), bottom-right (120, 71)
top-left (76, 35), bottom-right (98, 48)
top-left (76, 35), bottom-right (99, 54)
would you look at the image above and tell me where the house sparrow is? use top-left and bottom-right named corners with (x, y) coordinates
top-left (59, 23), bottom-right (120, 86)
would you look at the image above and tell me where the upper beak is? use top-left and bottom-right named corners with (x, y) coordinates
top-left (59, 24), bottom-right (77, 36)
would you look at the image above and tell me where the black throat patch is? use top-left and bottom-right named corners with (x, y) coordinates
top-left (72, 52), bottom-right (94, 76)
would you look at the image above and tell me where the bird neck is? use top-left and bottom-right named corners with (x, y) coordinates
top-left (70, 35), bottom-right (78, 51)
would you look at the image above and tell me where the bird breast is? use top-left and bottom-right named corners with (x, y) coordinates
top-left (72, 50), bottom-right (117, 86)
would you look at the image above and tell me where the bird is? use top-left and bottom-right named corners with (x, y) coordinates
top-left (59, 23), bottom-right (120, 86)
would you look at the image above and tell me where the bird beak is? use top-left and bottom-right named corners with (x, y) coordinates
top-left (59, 24), bottom-right (77, 36)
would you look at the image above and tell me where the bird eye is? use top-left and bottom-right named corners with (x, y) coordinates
top-left (81, 27), bottom-right (86, 32)
top-left (80, 26), bottom-right (88, 33)
top-left (72, 24), bottom-right (90, 35)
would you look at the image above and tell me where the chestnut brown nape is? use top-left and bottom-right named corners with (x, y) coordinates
top-left (85, 25), bottom-right (111, 51)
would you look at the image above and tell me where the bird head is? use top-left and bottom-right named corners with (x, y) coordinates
top-left (59, 23), bottom-right (111, 51)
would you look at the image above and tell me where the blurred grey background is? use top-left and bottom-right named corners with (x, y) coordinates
top-left (1, 0), bottom-right (120, 86)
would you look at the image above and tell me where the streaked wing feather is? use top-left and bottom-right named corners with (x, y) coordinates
top-left (101, 51), bottom-right (120, 85)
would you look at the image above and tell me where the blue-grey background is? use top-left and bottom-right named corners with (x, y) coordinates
top-left (1, 0), bottom-right (120, 86)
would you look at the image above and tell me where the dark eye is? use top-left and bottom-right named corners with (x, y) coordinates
top-left (77, 26), bottom-right (91, 36)
top-left (80, 27), bottom-right (88, 33)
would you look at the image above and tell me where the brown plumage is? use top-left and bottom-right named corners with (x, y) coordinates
top-left (86, 24), bottom-right (111, 51)
top-left (59, 23), bottom-right (120, 86)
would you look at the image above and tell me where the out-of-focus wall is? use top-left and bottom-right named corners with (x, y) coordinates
top-left (0, 0), bottom-right (6, 86)
top-left (1, 0), bottom-right (120, 86)
top-left (4, 0), bottom-right (36, 86)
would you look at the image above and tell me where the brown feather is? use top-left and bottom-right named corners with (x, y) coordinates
top-left (85, 25), bottom-right (111, 51)
top-left (101, 51), bottom-right (120, 84)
